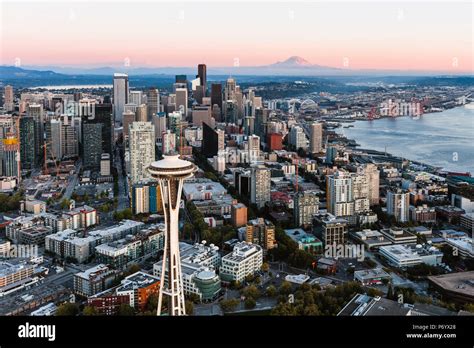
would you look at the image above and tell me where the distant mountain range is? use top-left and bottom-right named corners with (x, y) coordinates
top-left (0, 56), bottom-right (473, 87)
top-left (2, 56), bottom-right (470, 78)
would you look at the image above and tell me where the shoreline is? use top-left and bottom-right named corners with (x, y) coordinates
top-left (335, 105), bottom-right (473, 176)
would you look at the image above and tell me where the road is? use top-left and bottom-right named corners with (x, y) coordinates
top-left (63, 160), bottom-right (81, 199)
top-left (114, 146), bottom-right (129, 210)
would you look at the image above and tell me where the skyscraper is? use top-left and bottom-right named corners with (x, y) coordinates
top-left (175, 88), bottom-right (188, 117)
top-left (387, 189), bottom-right (410, 222)
top-left (2, 134), bottom-right (20, 179)
top-left (224, 78), bottom-right (236, 102)
top-left (146, 88), bottom-right (160, 121)
top-left (129, 122), bottom-right (155, 185)
top-left (360, 164), bottom-right (380, 206)
top-left (202, 122), bottom-right (224, 157)
top-left (113, 73), bottom-right (129, 124)
top-left (26, 103), bottom-right (44, 166)
top-left (309, 122), bottom-right (323, 154)
top-left (148, 154), bottom-right (197, 316)
top-left (19, 116), bottom-right (36, 170)
top-left (4, 86), bottom-right (14, 112)
top-left (82, 123), bottom-right (102, 170)
top-left (211, 83), bottom-right (223, 120)
top-left (294, 192), bottom-right (319, 227)
top-left (247, 134), bottom-right (260, 163)
top-left (197, 64), bottom-right (207, 94)
top-left (289, 125), bottom-right (308, 150)
top-left (94, 103), bottom-right (113, 160)
top-left (251, 165), bottom-right (271, 209)
top-left (326, 171), bottom-right (354, 218)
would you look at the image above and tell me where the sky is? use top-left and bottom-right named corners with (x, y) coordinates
top-left (0, 0), bottom-right (472, 72)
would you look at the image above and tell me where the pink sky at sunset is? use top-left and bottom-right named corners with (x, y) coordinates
top-left (1, 1), bottom-right (472, 73)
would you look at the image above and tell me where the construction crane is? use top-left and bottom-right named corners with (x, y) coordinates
top-left (40, 141), bottom-right (59, 176)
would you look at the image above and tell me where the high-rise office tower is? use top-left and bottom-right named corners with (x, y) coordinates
top-left (19, 116), bottom-right (36, 170)
top-left (129, 91), bottom-right (143, 106)
top-left (244, 116), bottom-right (255, 136)
top-left (113, 73), bottom-right (129, 123)
top-left (224, 78), bottom-right (236, 101)
top-left (4, 86), bottom-right (14, 112)
top-left (129, 122), bottom-right (155, 185)
top-left (224, 100), bottom-right (237, 124)
top-left (202, 123), bottom-right (224, 157)
top-left (45, 119), bottom-right (63, 160)
top-left (211, 83), bottom-right (223, 120)
top-left (192, 105), bottom-right (212, 127)
top-left (294, 192), bottom-right (319, 227)
top-left (289, 125), bottom-right (308, 150)
top-left (250, 165), bottom-right (271, 209)
top-left (309, 122), bottom-right (323, 154)
top-left (146, 88), bottom-right (160, 121)
top-left (26, 103), bottom-right (44, 166)
top-left (175, 88), bottom-right (188, 118)
top-left (152, 112), bottom-right (167, 143)
top-left (197, 64), bottom-right (207, 94)
top-left (387, 189), bottom-right (410, 222)
top-left (122, 110), bottom-right (136, 139)
top-left (148, 154), bottom-right (197, 316)
top-left (61, 116), bottom-right (79, 159)
top-left (82, 123), bottom-right (103, 170)
top-left (136, 104), bottom-right (147, 122)
top-left (247, 135), bottom-right (260, 163)
top-left (94, 103), bottom-right (113, 161)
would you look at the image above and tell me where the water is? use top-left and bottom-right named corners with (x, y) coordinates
top-left (338, 106), bottom-right (474, 173)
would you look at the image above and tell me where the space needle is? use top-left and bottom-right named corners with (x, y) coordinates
top-left (148, 153), bottom-right (197, 316)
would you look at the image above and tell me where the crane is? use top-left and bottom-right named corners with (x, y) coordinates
top-left (40, 141), bottom-right (59, 176)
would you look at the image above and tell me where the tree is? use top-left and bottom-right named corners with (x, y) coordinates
top-left (83, 306), bottom-right (98, 316)
top-left (125, 264), bottom-right (141, 276)
top-left (60, 198), bottom-right (71, 210)
top-left (56, 302), bottom-right (79, 316)
top-left (261, 263), bottom-right (270, 272)
top-left (185, 300), bottom-right (194, 315)
top-left (145, 293), bottom-right (159, 313)
top-left (242, 285), bottom-right (260, 300)
top-left (278, 281), bottom-right (292, 296)
top-left (244, 298), bottom-right (256, 309)
top-left (266, 285), bottom-right (277, 297)
top-left (117, 304), bottom-right (135, 316)
top-left (220, 298), bottom-right (240, 312)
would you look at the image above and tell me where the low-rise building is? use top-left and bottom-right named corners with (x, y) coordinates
top-left (351, 229), bottom-right (391, 250)
top-left (73, 264), bottom-right (119, 297)
top-left (154, 242), bottom-right (221, 302)
top-left (220, 242), bottom-right (263, 283)
top-left (285, 228), bottom-right (323, 254)
top-left (379, 244), bottom-right (443, 268)
top-left (95, 225), bottom-right (164, 269)
top-left (354, 268), bottom-right (391, 285)
top-left (0, 261), bottom-right (35, 296)
top-left (409, 204), bottom-right (436, 223)
top-left (380, 227), bottom-right (417, 245)
top-left (116, 271), bottom-right (160, 310)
